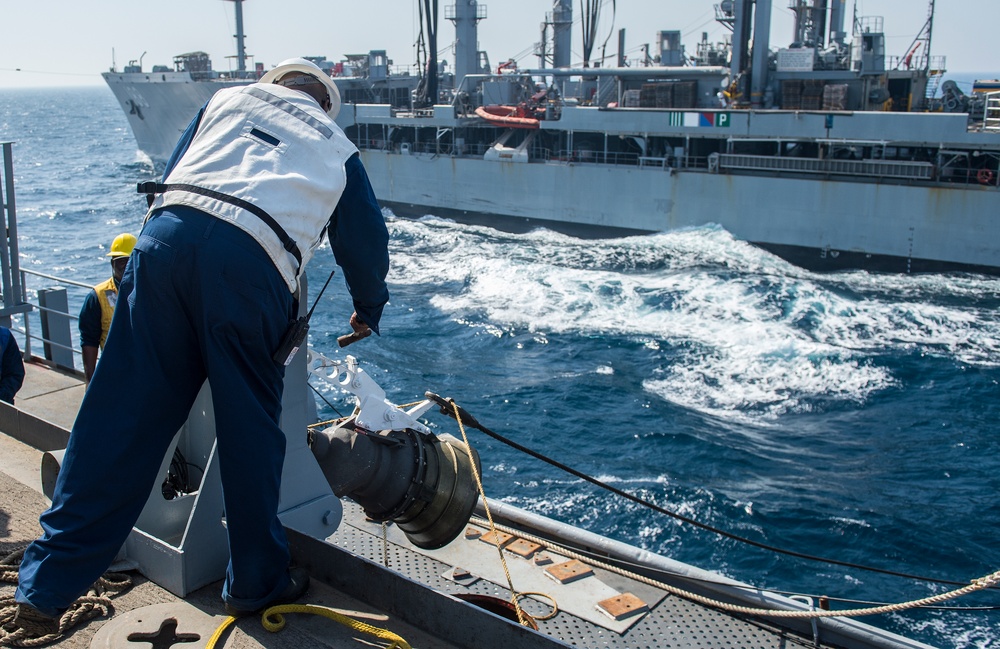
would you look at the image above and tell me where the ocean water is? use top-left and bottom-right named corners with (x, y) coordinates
top-left (2, 86), bottom-right (998, 648)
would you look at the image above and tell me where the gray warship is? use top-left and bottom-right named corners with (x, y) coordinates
top-left (103, 0), bottom-right (1000, 275)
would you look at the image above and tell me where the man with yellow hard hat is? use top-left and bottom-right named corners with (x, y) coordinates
top-left (79, 233), bottom-right (136, 383)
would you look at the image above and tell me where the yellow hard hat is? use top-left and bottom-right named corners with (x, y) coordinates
top-left (106, 233), bottom-right (137, 259)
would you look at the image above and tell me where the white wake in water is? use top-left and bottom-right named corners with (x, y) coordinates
top-left (387, 216), bottom-right (1000, 422)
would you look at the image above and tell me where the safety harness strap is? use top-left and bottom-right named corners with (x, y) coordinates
top-left (137, 182), bottom-right (302, 268)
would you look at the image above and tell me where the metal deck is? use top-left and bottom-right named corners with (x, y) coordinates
top-left (0, 361), bottom-right (938, 649)
top-left (325, 502), bottom-right (818, 648)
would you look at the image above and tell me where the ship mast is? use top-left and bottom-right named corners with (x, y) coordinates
top-left (446, 0), bottom-right (486, 88)
top-left (900, 0), bottom-right (935, 73)
top-left (715, 0), bottom-right (770, 108)
top-left (552, 0), bottom-right (573, 68)
top-left (225, 0), bottom-right (248, 76)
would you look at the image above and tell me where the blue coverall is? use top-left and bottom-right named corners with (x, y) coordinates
top-left (16, 102), bottom-right (389, 616)
top-left (0, 327), bottom-right (25, 403)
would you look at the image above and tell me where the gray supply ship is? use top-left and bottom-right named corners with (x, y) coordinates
top-left (103, 0), bottom-right (1000, 276)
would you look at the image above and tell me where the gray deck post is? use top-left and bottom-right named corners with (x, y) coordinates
top-left (37, 288), bottom-right (75, 369)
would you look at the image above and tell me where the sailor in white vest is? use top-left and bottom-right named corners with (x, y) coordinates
top-left (15, 58), bottom-right (390, 631)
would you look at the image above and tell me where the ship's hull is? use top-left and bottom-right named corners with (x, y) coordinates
top-left (103, 71), bottom-right (245, 162)
top-left (362, 149), bottom-right (1000, 275)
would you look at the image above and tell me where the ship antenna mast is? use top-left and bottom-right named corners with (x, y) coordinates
top-left (899, 0), bottom-right (935, 72)
top-left (924, 0), bottom-right (935, 72)
top-left (225, 0), bottom-right (248, 76)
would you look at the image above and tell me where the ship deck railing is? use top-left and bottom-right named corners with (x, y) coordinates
top-left (712, 152), bottom-right (936, 180)
top-left (357, 135), bottom-right (997, 186)
top-left (11, 268), bottom-right (93, 377)
top-left (360, 138), bottom-right (663, 168)
top-left (1, 142), bottom-right (85, 377)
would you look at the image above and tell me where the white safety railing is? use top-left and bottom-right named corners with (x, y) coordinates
top-left (15, 269), bottom-right (93, 373)
top-left (1, 140), bottom-right (91, 375)
top-left (983, 92), bottom-right (1000, 131)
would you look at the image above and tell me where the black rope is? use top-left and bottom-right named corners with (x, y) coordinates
top-left (309, 381), bottom-right (345, 419)
top-left (426, 392), bottom-right (985, 589)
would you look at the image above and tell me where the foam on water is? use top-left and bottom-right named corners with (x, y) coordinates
top-left (388, 216), bottom-right (1000, 424)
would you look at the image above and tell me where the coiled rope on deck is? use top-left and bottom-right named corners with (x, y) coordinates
top-left (0, 547), bottom-right (132, 647)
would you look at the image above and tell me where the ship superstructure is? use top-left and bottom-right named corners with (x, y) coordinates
top-left (103, 0), bottom-right (1000, 273)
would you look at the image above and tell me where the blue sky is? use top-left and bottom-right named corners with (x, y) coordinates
top-left (1, 0), bottom-right (995, 88)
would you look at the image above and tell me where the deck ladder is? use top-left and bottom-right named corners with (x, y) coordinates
top-left (924, 56), bottom-right (946, 101)
top-left (984, 92), bottom-right (1000, 131)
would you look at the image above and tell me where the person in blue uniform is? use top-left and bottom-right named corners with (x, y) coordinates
top-left (14, 58), bottom-right (390, 633)
top-left (0, 326), bottom-right (25, 403)
top-left (79, 233), bottom-right (136, 383)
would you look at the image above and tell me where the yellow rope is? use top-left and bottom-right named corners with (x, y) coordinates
top-left (307, 418), bottom-right (341, 431)
top-left (514, 591), bottom-right (559, 621)
top-left (450, 401), bottom-right (532, 628)
top-left (204, 615), bottom-right (237, 649)
top-left (479, 517), bottom-right (1000, 619)
top-left (205, 605), bottom-right (411, 649)
top-left (308, 402), bottom-right (423, 432)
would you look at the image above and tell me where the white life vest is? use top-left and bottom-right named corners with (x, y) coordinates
top-left (147, 82), bottom-right (359, 293)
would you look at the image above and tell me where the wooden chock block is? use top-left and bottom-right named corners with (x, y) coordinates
top-left (544, 559), bottom-right (594, 584)
top-left (479, 530), bottom-right (514, 547)
top-left (506, 538), bottom-right (543, 558)
top-left (596, 592), bottom-right (649, 621)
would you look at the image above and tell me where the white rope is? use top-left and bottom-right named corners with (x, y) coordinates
top-left (477, 518), bottom-right (1000, 619)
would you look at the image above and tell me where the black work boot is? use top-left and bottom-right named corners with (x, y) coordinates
top-left (223, 566), bottom-right (311, 617)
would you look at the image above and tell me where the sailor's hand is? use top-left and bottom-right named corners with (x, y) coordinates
top-left (338, 312), bottom-right (372, 347)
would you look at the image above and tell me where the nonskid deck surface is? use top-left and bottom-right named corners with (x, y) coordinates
top-left (326, 501), bottom-right (823, 649)
top-left (0, 440), bottom-right (460, 649)
top-left (0, 363), bottom-right (459, 649)
top-left (0, 445), bottom-right (819, 649)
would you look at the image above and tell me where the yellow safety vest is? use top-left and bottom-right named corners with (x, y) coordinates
top-left (93, 277), bottom-right (118, 349)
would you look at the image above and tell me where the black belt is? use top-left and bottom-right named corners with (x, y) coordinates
top-left (137, 182), bottom-right (302, 268)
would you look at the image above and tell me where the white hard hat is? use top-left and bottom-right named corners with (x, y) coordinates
top-left (260, 57), bottom-right (342, 119)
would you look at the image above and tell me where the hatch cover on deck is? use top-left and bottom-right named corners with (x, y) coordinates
top-left (90, 602), bottom-right (223, 649)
